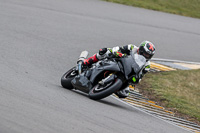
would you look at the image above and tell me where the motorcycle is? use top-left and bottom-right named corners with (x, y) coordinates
top-left (61, 51), bottom-right (146, 100)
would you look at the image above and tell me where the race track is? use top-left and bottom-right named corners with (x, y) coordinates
top-left (0, 0), bottom-right (199, 132)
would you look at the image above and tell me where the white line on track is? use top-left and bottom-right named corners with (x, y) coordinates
top-left (111, 96), bottom-right (193, 133)
top-left (152, 58), bottom-right (200, 65)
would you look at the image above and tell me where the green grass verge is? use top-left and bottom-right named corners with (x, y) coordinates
top-left (104, 0), bottom-right (200, 19)
top-left (138, 69), bottom-right (200, 123)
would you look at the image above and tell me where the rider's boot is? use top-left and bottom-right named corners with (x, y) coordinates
top-left (115, 87), bottom-right (130, 98)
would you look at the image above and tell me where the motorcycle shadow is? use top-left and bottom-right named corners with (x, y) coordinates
top-left (72, 89), bottom-right (136, 111)
top-left (60, 86), bottom-right (138, 112)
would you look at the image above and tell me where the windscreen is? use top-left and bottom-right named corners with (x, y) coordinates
top-left (131, 53), bottom-right (146, 74)
top-left (120, 53), bottom-right (146, 79)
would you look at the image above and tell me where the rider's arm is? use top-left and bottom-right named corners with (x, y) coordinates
top-left (143, 61), bottom-right (151, 74)
top-left (119, 44), bottom-right (135, 55)
top-left (96, 44), bottom-right (137, 59)
top-left (96, 47), bottom-right (124, 59)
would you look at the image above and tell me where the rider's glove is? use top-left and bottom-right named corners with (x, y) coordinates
top-left (132, 76), bottom-right (141, 84)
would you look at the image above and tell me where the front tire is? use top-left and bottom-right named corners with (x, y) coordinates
top-left (61, 67), bottom-right (77, 89)
top-left (89, 77), bottom-right (123, 100)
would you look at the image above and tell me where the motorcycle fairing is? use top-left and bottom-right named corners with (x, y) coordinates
top-left (131, 54), bottom-right (146, 74)
top-left (118, 54), bottom-right (146, 80)
top-left (89, 60), bottom-right (121, 84)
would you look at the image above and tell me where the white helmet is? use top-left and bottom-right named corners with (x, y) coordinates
top-left (138, 41), bottom-right (156, 60)
top-left (115, 87), bottom-right (130, 98)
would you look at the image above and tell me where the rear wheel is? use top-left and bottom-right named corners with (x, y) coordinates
top-left (89, 75), bottom-right (123, 100)
top-left (61, 67), bottom-right (77, 89)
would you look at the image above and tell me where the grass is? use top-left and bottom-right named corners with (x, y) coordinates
top-left (137, 69), bottom-right (200, 124)
top-left (104, 0), bottom-right (200, 19)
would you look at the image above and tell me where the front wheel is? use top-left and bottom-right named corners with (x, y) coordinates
top-left (89, 77), bottom-right (123, 100)
top-left (61, 67), bottom-right (77, 89)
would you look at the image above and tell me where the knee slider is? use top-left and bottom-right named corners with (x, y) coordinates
top-left (99, 48), bottom-right (107, 55)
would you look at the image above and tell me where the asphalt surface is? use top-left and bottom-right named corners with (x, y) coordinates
top-left (0, 0), bottom-right (199, 132)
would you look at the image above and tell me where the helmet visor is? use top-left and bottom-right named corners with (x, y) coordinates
top-left (143, 51), bottom-right (153, 60)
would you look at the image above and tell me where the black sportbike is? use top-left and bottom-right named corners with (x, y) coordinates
top-left (61, 51), bottom-right (146, 100)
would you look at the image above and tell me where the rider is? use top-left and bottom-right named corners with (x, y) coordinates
top-left (82, 40), bottom-right (156, 98)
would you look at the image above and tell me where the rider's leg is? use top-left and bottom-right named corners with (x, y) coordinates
top-left (83, 54), bottom-right (98, 66)
top-left (83, 48), bottom-right (111, 66)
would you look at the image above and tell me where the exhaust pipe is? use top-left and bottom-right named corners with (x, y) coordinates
top-left (77, 51), bottom-right (89, 74)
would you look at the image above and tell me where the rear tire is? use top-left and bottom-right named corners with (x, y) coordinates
top-left (61, 67), bottom-right (77, 89)
top-left (89, 77), bottom-right (123, 100)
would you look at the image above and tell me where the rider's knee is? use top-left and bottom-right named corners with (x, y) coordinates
top-left (99, 48), bottom-right (107, 55)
